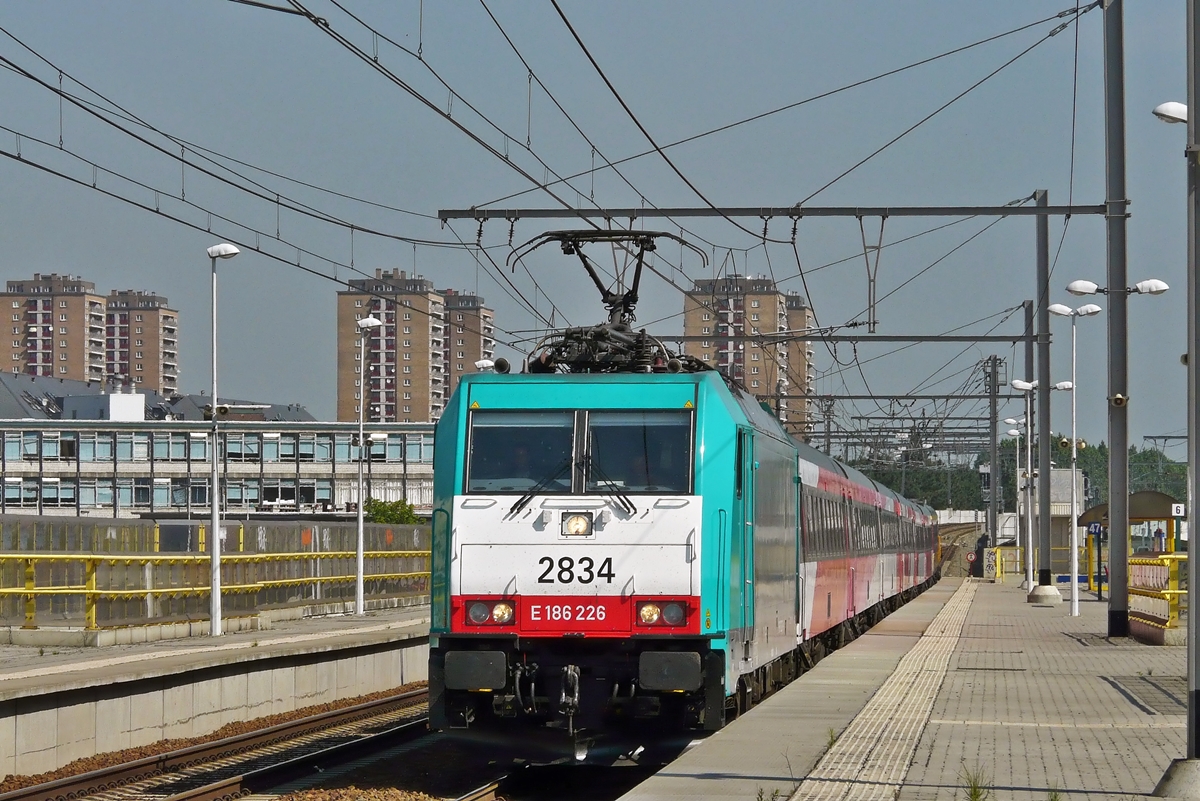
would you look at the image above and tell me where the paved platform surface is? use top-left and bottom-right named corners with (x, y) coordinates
top-left (0, 605), bottom-right (431, 702)
top-left (621, 579), bottom-right (1188, 801)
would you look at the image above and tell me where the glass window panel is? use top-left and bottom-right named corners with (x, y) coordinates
top-left (387, 435), bottom-right (403, 462)
top-left (586, 411), bottom-right (692, 494)
top-left (262, 438), bottom-right (280, 462)
top-left (314, 436), bottom-right (331, 462)
top-left (467, 411), bottom-right (574, 493)
top-left (41, 435), bottom-right (59, 459)
top-left (190, 436), bottom-right (208, 461)
top-left (334, 435), bottom-right (352, 462)
top-left (154, 482), bottom-right (170, 507)
top-left (116, 434), bottom-right (133, 461)
top-left (4, 434), bottom-right (19, 462)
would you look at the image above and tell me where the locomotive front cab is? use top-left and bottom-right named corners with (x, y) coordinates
top-left (428, 375), bottom-right (727, 751)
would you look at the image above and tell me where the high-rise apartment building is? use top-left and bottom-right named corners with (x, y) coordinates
top-left (105, 290), bottom-right (180, 394)
top-left (2, 274), bottom-right (107, 383)
top-left (441, 290), bottom-right (495, 399)
top-left (682, 275), bottom-right (815, 436)
top-left (336, 270), bottom-right (441, 423)
top-left (2, 275), bottom-right (180, 394)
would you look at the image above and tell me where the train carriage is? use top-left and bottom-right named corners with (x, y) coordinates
top-left (427, 368), bottom-right (937, 756)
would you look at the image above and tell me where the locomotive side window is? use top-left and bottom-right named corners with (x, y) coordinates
top-left (466, 411), bottom-right (574, 493)
top-left (586, 411), bottom-right (692, 494)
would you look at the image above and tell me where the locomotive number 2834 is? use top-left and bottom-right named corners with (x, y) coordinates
top-left (537, 555), bottom-right (616, 584)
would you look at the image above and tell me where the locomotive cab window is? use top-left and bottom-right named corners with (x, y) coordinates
top-left (586, 411), bottom-right (692, 494)
top-left (466, 411), bottom-right (574, 493)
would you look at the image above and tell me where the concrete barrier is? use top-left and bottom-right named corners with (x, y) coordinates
top-left (0, 631), bottom-right (428, 777)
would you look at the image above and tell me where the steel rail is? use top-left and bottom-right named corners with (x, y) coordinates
top-left (0, 688), bottom-right (428, 801)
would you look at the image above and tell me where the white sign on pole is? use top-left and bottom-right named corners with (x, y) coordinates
top-left (1172, 503), bottom-right (1186, 517)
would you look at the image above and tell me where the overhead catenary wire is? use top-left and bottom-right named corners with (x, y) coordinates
top-left (0, 134), bottom-right (530, 351)
top-left (479, 3), bottom-right (1094, 208)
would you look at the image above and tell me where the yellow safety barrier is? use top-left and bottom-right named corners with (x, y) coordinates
top-left (1129, 553), bottom-right (1186, 631)
top-left (0, 550), bottom-right (431, 630)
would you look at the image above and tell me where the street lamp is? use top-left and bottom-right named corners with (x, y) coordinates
top-left (355, 315), bottom-right (383, 616)
top-left (206, 242), bottom-right (239, 637)
top-left (1011, 379), bottom-right (1038, 594)
top-left (1062, 278), bottom-right (1167, 625)
top-left (1152, 75), bottom-right (1199, 789)
top-left (1049, 302), bottom-right (1103, 618)
top-left (1005, 416), bottom-right (1034, 589)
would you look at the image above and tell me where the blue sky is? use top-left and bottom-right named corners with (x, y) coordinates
top-left (0, 1), bottom-right (1188, 457)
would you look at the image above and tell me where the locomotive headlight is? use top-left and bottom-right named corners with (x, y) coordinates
top-left (638, 602), bottom-right (661, 625)
top-left (491, 602), bottom-right (514, 624)
top-left (467, 602), bottom-right (491, 625)
top-left (563, 512), bottom-right (593, 537)
top-left (662, 602), bottom-right (685, 626)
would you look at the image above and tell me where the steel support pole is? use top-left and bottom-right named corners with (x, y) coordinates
top-left (1152, 1), bottom-right (1200, 791)
top-left (355, 334), bottom-right (367, 616)
top-left (1025, 391), bottom-right (1036, 590)
top-left (1024, 300), bottom-right (1035, 589)
top-left (989, 355), bottom-right (999, 548)
top-left (1070, 316), bottom-right (1080, 616)
top-left (1035, 190), bottom-right (1056, 595)
top-left (1104, 0), bottom-right (1130, 637)
top-left (209, 254), bottom-right (222, 637)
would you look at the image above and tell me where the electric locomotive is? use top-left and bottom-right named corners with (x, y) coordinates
top-left (427, 231), bottom-right (938, 757)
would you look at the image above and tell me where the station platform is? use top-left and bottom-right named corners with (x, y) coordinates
top-left (0, 604), bottom-right (431, 777)
top-left (621, 579), bottom-right (1187, 801)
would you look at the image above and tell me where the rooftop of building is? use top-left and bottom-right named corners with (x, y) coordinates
top-left (690, 274), bottom-right (786, 295)
top-left (107, 289), bottom-right (174, 309)
top-left (4, 274), bottom-right (97, 295)
top-left (440, 288), bottom-right (490, 310)
top-left (0, 373), bottom-right (314, 422)
top-left (343, 269), bottom-right (436, 295)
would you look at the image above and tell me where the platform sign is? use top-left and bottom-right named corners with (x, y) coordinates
top-left (1087, 522), bottom-right (1103, 536)
top-left (1172, 503), bottom-right (1186, 518)
top-left (965, 552), bottom-right (976, 563)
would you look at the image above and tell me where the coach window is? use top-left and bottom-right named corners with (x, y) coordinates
top-left (467, 411), bottom-right (574, 493)
top-left (586, 411), bottom-right (692, 494)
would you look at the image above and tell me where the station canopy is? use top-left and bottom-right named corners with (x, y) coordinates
top-left (1076, 490), bottom-right (1181, 526)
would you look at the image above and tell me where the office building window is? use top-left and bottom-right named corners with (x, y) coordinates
top-left (59, 300), bottom-right (67, 308)
top-left (59, 366), bottom-right (67, 373)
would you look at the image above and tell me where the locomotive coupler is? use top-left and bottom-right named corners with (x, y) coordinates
top-left (560, 664), bottom-right (581, 734)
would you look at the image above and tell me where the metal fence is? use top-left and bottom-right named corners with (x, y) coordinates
top-left (0, 514), bottom-right (430, 629)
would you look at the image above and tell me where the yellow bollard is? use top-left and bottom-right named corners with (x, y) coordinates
top-left (85, 559), bottom-right (98, 630)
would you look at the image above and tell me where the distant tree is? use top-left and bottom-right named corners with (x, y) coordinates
top-left (364, 497), bottom-right (421, 524)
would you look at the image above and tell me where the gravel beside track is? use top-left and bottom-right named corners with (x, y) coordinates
top-left (0, 682), bottom-right (426, 796)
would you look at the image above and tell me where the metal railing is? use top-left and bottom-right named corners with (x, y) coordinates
top-left (0, 514), bottom-right (431, 629)
top-left (1129, 553), bottom-right (1187, 631)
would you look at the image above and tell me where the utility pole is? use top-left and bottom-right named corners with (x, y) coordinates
top-left (1104, 0), bottom-right (1131, 636)
top-left (1030, 190), bottom-right (1061, 603)
top-left (988, 355), bottom-right (999, 548)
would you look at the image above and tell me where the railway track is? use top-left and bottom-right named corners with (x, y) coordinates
top-left (0, 689), bottom-right (429, 801)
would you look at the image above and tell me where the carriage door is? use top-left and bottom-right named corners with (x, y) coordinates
top-left (736, 428), bottom-right (756, 647)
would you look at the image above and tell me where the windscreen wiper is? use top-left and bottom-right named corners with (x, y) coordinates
top-left (586, 455), bottom-right (637, 516)
top-left (507, 458), bottom-right (572, 518)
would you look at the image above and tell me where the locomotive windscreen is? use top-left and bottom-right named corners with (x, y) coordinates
top-left (466, 411), bottom-right (574, 493)
top-left (586, 411), bottom-right (692, 493)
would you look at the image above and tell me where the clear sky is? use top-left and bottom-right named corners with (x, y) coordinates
top-left (0, 1), bottom-right (1188, 459)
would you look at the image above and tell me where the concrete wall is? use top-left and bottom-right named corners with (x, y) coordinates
top-left (0, 636), bottom-right (428, 777)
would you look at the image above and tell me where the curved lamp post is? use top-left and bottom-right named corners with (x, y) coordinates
top-left (1011, 380), bottom-right (1038, 592)
top-left (1049, 302), bottom-right (1103, 618)
top-left (1062, 278), bottom-right (1167, 619)
top-left (355, 315), bottom-right (383, 615)
top-left (206, 243), bottom-right (239, 637)
top-left (1005, 416), bottom-right (1033, 589)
